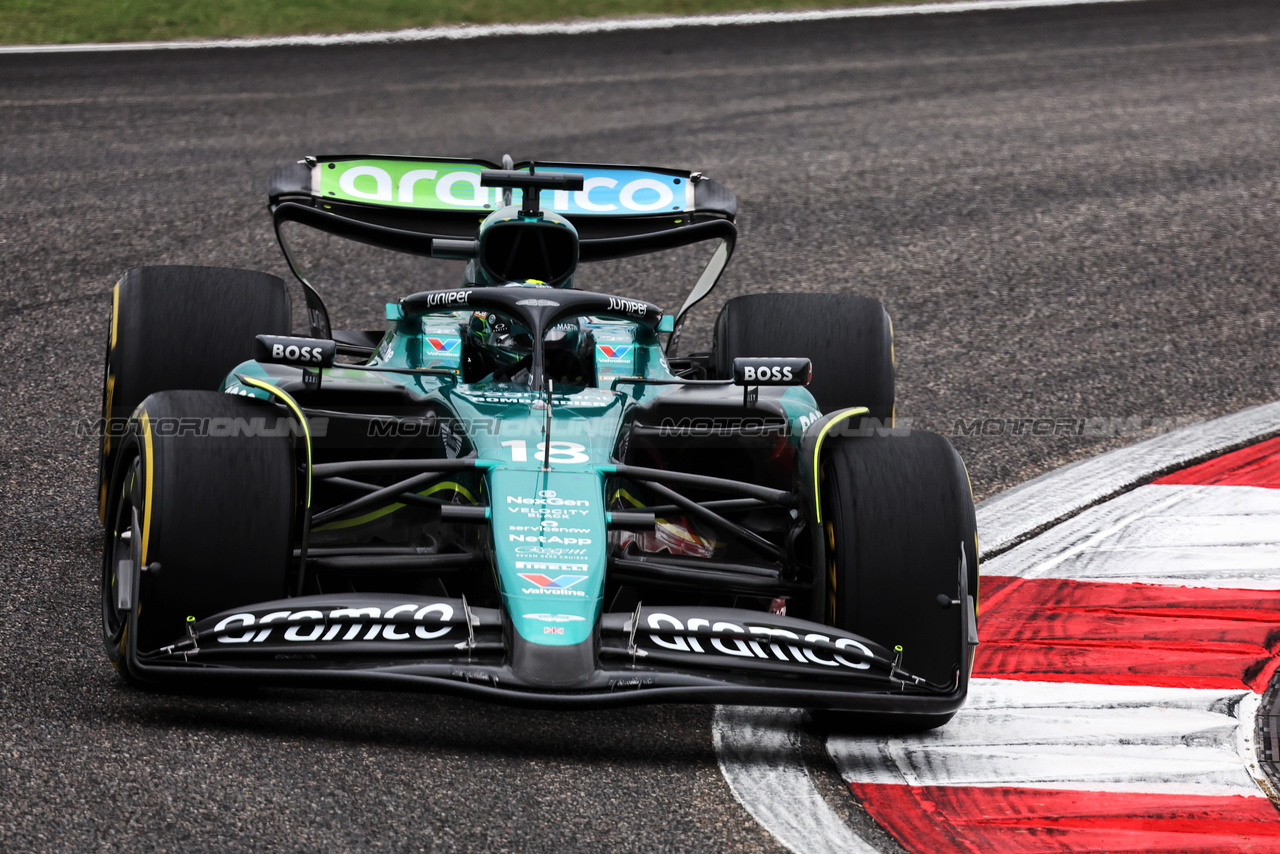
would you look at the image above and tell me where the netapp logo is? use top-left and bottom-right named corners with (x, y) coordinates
top-left (213, 603), bottom-right (454, 644)
top-left (508, 534), bottom-right (592, 545)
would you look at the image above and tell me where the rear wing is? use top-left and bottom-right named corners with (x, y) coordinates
top-left (269, 155), bottom-right (737, 347)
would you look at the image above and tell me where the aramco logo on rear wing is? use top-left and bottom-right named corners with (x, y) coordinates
top-left (320, 161), bottom-right (692, 215)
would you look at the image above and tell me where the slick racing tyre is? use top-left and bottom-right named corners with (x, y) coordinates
top-left (815, 429), bottom-right (978, 732)
top-left (103, 391), bottom-right (295, 677)
top-left (713, 293), bottom-right (894, 421)
top-left (99, 265), bottom-right (291, 524)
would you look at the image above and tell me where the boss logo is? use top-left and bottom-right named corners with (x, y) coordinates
top-left (744, 364), bottom-right (791, 381)
top-left (732, 357), bottom-right (811, 386)
top-left (276, 344), bottom-right (324, 362)
top-left (255, 335), bottom-right (336, 367)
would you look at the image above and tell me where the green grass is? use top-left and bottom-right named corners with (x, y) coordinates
top-left (0, 0), bottom-right (945, 46)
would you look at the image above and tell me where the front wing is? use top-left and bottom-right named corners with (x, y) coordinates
top-left (124, 591), bottom-right (974, 713)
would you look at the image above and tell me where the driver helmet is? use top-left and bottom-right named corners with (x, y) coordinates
top-left (465, 281), bottom-right (586, 375)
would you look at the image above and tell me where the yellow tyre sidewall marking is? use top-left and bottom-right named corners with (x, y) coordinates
top-left (139, 409), bottom-right (154, 567)
top-left (811, 406), bottom-right (868, 526)
top-left (100, 282), bottom-right (122, 522)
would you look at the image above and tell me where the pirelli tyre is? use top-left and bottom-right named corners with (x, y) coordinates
top-left (713, 293), bottom-right (894, 422)
top-left (98, 265), bottom-right (291, 524)
top-left (102, 391), bottom-right (296, 676)
top-left (815, 429), bottom-right (978, 732)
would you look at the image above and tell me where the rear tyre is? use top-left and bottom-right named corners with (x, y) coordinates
top-left (103, 391), bottom-right (296, 674)
top-left (99, 266), bottom-right (291, 523)
top-left (815, 429), bottom-right (977, 733)
top-left (713, 293), bottom-right (894, 419)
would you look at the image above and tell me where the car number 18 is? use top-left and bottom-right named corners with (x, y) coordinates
top-left (500, 440), bottom-right (590, 463)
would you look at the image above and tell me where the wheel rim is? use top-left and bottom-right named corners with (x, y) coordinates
top-left (103, 455), bottom-right (141, 656)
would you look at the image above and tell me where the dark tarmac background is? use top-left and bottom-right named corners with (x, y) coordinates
top-left (1, 0), bottom-right (1278, 850)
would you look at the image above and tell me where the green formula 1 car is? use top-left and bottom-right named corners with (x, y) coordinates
top-left (98, 155), bottom-right (978, 729)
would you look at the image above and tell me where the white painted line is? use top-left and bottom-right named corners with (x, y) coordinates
top-left (985, 483), bottom-right (1280, 587)
top-left (827, 678), bottom-right (1263, 797)
top-left (713, 706), bottom-right (879, 854)
top-left (0, 0), bottom-right (1154, 55)
top-left (977, 400), bottom-right (1280, 557)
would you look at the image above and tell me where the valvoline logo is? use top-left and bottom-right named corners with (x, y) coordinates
top-left (518, 573), bottom-right (587, 589)
top-left (427, 337), bottom-right (460, 353)
top-left (596, 344), bottom-right (632, 360)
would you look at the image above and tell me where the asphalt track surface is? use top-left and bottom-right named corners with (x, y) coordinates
top-left (1, 0), bottom-right (1278, 850)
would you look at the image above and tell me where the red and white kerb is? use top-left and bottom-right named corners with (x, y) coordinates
top-left (829, 437), bottom-right (1280, 853)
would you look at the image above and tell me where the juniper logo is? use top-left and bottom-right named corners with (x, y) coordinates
top-left (607, 297), bottom-right (649, 317)
top-left (415, 290), bottom-right (470, 308)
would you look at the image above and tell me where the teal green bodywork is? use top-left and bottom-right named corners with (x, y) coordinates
top-left (223, 296), bottom-right (821, 649)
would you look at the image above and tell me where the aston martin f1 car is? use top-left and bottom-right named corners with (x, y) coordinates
top-left (98, 155), bottom-right (978, 729)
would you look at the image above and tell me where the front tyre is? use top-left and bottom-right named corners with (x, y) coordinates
top-left (815, 429), bottom-right (978, 732)
top-left (103, 391), bottom-right (296, 675)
